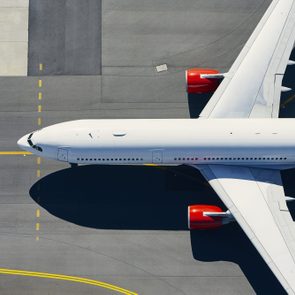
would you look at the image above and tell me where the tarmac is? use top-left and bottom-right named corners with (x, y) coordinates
top-left (1, 0), bottom-right (294, 294)
top-left (0, 0), bottom-right (28, 76)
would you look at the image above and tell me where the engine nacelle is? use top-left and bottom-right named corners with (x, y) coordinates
top-left (186, 68), bottom-right (220, 94)
top-left (188, 205), bottom-right (224, 230)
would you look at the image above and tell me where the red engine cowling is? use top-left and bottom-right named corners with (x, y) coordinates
top-left (188, 205), bottom-right (223, 230)
top-left (186, 68), bottom-right (220, 94)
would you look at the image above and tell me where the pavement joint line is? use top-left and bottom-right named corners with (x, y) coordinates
top-left (0, 268), bottom-right (138, 295)
top-left (0, 151), bottom-right (32, 155)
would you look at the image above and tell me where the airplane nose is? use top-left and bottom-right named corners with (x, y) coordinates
top-left (17, 134), bottom-right (29, 150)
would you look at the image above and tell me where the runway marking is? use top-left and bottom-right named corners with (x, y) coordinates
top-left (39, 63), bottom-right (43, 71)
top-left (38, 79), bottom-right (42, 88)
top-left (0, 151), bottom-right (32, 155)
top-left (38, 92), bottom-right (42, 100)
top-left (36, 209), bottom-right (40, 218)
top-left (38, 105), bottom-right (42, 113)
top-left (0, 268), bottom-right (138, 295)
top-left (36, 169), bottom-right (41, 178)
top-left (38, 117), bottom-right (42, 126)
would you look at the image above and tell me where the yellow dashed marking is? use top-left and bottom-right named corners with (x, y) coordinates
top-left (38, 92), bottom-right (42, 100)
top-left (38, 105), bottom-right (42, 113)
top-left (36, 170), bottom-right (41, 178)
top-left (36, 209), bottom-right (40, 218)
top-left (0, 151), bottom-right (32, 156)
top-left (144, 164), bottom-right (159, 167)
top-left (35, 236), bottom-right (39, 241)
top-left (38, 117), bottom-right (42, 126)
top-left (37, 157), bottom-right (41, 165)
top-left (35, 223), bottom-right (40, 231)
top-left (39, 63), bottom-right (43, 71)
top-left (0, 268), bottom-right (138, 295)
top-left (38, 79), bottom-right (42, 88)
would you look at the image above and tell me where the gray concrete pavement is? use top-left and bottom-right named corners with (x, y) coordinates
top-left (0, 0), bottom-right (29, 76)
top-left (1, 0), bottom-right (291, 294)
top-left (28, 0), bottom-right (102, 75)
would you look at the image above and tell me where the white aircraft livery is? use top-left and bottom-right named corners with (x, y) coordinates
top-left (18, 0), bottom-right (295, 294)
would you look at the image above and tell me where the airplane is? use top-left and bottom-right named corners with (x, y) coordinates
top-left (18, 0), bottom-right (295, 293)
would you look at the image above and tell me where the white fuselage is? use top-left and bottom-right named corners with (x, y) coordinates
top-left (17, 118), bottom-right (295, 169)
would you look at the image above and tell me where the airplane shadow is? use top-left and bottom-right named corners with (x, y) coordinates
top-left (30, 164), bottom-right (292, 294)
top-left (191, 225), bottom-right (285, 295)
top-left (30, 165), bottom-right (216, 230)
top-left (188, 92), bottom-right (212, 118)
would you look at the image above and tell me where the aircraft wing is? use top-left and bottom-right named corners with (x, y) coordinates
top-left (194, 165), bottom-right (295, 294)
top-left (199, 0), bottom-right (295, 119)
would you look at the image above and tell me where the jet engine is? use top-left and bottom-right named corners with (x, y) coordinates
top-left (188, 205), bottom-right (232, 230)
top-left (186, 68), bottom-right (222, 94)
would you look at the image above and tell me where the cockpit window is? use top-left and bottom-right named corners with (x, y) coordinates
top-left (27, 133), bottom-right (43, 152)
top-left (27, 133), bottom-right (34, 146)
top-left (33, 145), bottom-right (43, 152)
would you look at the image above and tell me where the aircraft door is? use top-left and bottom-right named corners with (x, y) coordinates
top-left (57, 148), bottom-right (68, 162)
top-left (152, 150), bottom-right (163, 164)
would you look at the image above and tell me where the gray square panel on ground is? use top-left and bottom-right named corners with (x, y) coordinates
top-left (28, 0), bottom-right (101, 75)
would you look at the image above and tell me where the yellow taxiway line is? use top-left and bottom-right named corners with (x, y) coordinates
top-left (0, 151), bottom-right (32, 155)
top-left (0, 268), bottom-right (138, 295)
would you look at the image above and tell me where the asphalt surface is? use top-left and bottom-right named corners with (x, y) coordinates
top-left (2, 0), bottom-right (294, 294)
top-left (28, 0), bottom-right (102, 75)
